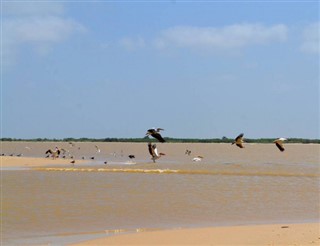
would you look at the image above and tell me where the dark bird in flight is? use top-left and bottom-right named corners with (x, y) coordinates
top-left (232, 133), bottom-right (245, 148)
top-left (273, 138), bottom-right (287, 152)
top-left (146, 128), bottom-right (166, 142)
top-left (148, 142), bottom-right (165, 163)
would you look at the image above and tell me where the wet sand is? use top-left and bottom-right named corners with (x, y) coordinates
top-left (1, 141), bottom-right (319, 245)
top-left (0, 156), bottom-right (86, 168)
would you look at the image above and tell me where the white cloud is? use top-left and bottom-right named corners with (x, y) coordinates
top-left (300, 22), bottom-right (319, 55)
top-left (2, 2), bottom-right (86, 68)
top-left (4, 17), bottom-right (86, 44)
top-left (154, 23), bottom-right (288, 50)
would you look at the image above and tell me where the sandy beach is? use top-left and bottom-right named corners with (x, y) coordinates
top-left (73, 223), bottom-right (320, 245)
top-left (1, 142), bottom-right (319, 245)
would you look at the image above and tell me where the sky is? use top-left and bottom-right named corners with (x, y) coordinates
top-left (1, 1), bottom-right (319, 139)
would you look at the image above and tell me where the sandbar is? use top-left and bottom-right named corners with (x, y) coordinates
top-left (72, 223), bottom-right (320, 245)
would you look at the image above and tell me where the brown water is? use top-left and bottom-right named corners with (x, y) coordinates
top-left (1, 142), bottom-right (320, 245)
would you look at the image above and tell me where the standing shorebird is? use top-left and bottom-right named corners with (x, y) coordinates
top-left (95, 145), bottom-right (101, 153)
top-left (45, 147), bottom-right (61, 159)
top-left (148, 143), bottom-right (165, 163)
top-left (273, 138), bottom-right (287, 152)
top-left (232, 133), bottom-right (245, 148)
top-left (146, 128), bottom-right (166, 143)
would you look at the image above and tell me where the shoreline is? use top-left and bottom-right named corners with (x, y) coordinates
top-left (71, 222), bottom-right (320, 245)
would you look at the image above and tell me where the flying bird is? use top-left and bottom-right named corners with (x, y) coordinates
top-left (232, 133), bottom-right (245, 148)
top-left (45, 147), bottom-right (61, 159)
top-left (148, 143), bottom-right (165, 163)
top-left (146, 128), bottom-right (166, 143)
top-left (273, 138), bottom-right (287, 152)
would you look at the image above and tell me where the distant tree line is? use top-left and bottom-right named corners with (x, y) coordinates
top-left (1, 137), bottom-right (319, 144)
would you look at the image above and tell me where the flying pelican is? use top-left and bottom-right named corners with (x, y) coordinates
top-left (192, 156), bottom-right (204, 162)
top-left (148, 143), bottom-right (165, 163)
top-left (146, 128), bottom-right (166, 143)
top-left (232, 133), bottom-right (245, 148)
top-left (274, 138), bottom-right (287, 152)
top-left (45, 147), bottom-right (61, 159)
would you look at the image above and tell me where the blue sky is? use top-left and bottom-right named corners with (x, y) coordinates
top-left (1, 1), bottom-right (319, 139)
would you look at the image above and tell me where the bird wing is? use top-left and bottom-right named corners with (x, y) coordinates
top-left (151, 132), bottom-right (166, 142)
top-left (45, 149), bottom-right (52, 154)
top-left (153, 145), bottom-right (159, 157)
top-left (236, 143), bottom-right (244, 148)
top-left (275, 142), bottom-right (285, 152)
top-left (235, 133), bottom-right (244, 142)
top-left (148, 143), bottom-right (154, 156)
top-left (146, 129), bottom-right (155, 135)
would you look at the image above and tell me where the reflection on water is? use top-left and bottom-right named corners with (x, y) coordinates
top-left (2, 143), bottom-right (320, 245)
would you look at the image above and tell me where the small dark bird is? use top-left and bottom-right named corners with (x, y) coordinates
top-left (90, 157), bottom-right (95, 160)
top-left (104, 161), bottom-right (108, 165)
top-left (274, 138), bottom-right (287, 152)
top-left (232, 133), bottom-right (245, 148)
top-left (128, 155), bottom-right (135, 159)
top-left (71, 160), bottom-right (75, 164)
top-left (146, 128), bottom-right (166, 143)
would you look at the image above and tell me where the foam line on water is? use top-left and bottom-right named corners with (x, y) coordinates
top-left (34, 167), bottom-right (320, 178)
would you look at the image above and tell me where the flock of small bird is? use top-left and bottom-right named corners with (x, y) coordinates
top-left (42, 128), bottom-right (288, 165)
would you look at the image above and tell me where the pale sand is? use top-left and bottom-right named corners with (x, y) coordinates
top-left (0, 156), bottom-right (86, 167)
top-left (72, 223), bottom-right (320, 245)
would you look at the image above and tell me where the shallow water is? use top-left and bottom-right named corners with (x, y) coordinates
top-left (1, 142), bottom-right (320, 245)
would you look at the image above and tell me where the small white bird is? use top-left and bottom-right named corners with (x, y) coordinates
top-left (273, 138), bottom-right (287, 152)
top-left (146, 128), bottom-right (166, 143)
top-left (148, 143), bottom-right (165, 163)
top-left (192, 156), bottom-right (204, 162)
top-left (232, 133), bottom-right (245, 148)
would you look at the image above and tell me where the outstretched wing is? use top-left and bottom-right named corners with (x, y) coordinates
top-left (45, 149), bottom-right (52, 154)
top-left (275, 142), bottom-right (285, 152)
top-left (151, 132), bottom-right (166, 143)
top-left (148, 143), bottom-right (154, 156)
top-left (235, 133), bottom-right (244, 142)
